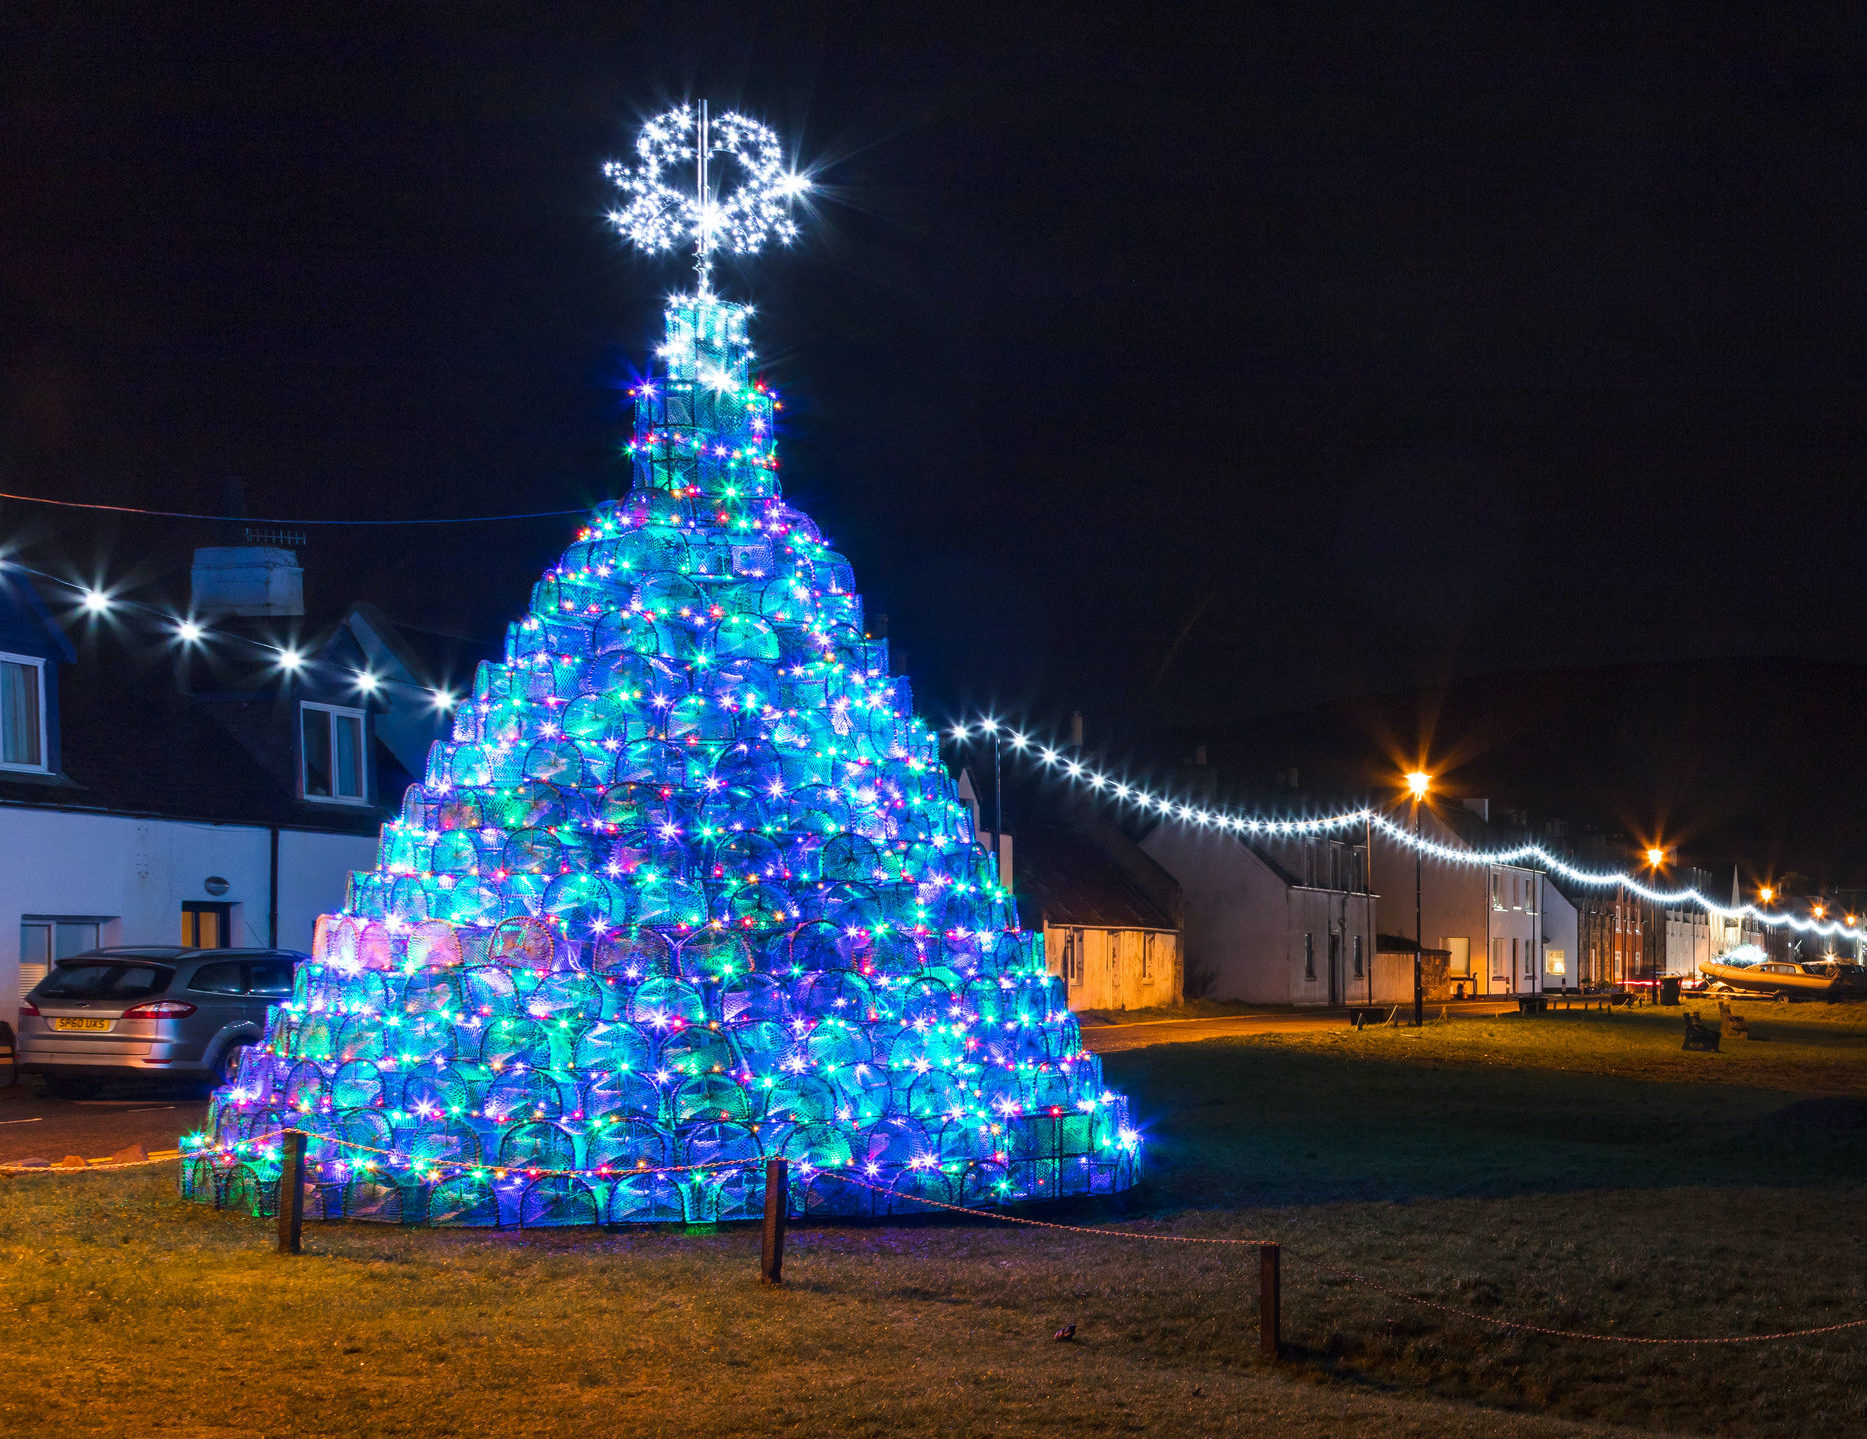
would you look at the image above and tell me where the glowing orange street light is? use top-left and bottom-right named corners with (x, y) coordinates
top-left (1645, 847), bottom-right (1665, 868)
top-left (1813, 902), bottom-right (1827, 920)
top-left (1760, 886), bottom-right (1775, 905)
top-left (1401, 771), bottom-right (1431, 1026)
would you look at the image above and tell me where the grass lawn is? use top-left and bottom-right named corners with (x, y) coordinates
top-left (4, 1005), bottom-right (1867, 1437)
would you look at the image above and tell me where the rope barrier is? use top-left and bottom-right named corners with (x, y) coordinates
top-left (180, 1127), bottom-right (766, 1183)
top-left (816, 1167), bottom-right (1867, 1347)
top-left (0, 1150), bottom-right (183, 1175)
top-left (15, 1131), bottom-right (1865, 1344)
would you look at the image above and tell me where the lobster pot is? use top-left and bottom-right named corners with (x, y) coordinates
top-left (181, 289), bottom-right (1141, 1226)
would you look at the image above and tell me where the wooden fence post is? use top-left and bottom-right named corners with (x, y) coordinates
top-left (1259, 1241), bottom-right (1281, 1359)
top-left (276, 1131), bottom-right (305, 1256)
top-left (759, 1157), bottom-right (788, 1285)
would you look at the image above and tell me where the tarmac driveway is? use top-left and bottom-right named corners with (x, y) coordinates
top-left (0, 1078), bottom-right (209, 1167)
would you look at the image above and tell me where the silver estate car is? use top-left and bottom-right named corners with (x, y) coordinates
top-left (17, 946), bottom-right (305, 1098)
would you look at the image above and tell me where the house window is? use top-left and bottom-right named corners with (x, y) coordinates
top-left (1063, 928), bottom-right (1084, 985)
top-left (1, 653), bottom-right (48, 771)
top-left (1303, 932), bottom-right (1315, 981)
top-left (1525, 877), bottom-right (1538, 916)
top-left (19, 916), bottom-right (104, 1001)
top-left (301, 702), bottom-right (367, 802)
top-left (1524, 939), bottom-right (1535, 978)
top-left (1546, 948), bottom-right (1566, 976)
top-left (181, 901), bottom-right (233, 949)
top-left (1491, 937), bottom-right (1507, 978)
top-left (1352, 933), bottom-right (1364, 978)
top-left (1140, 933), bottom-right (1155, 981)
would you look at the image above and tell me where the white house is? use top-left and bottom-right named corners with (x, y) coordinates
top-left (1140, 819), bottom-right (1376, 1006)
top-left (1370, 799), bottom-right (1548, 999)
top-left (0, 546), bottom-right (478, 1026)
top-left (1019, 810), bottom-right (1184, 1012)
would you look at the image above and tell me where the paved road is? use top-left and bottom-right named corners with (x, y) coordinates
top-left (0, 1000), bottom-right (1523, 1158)
top-left (1081, 1001), bottom-right (1521, 1053)
top-left (0, 1081), bottom-right (209, 1166)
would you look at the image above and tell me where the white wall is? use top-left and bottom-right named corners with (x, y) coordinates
top-left (1540, 878), bottom-right (1580, 989)
top-left (0, 808), bottom-right (376, 1025)
top-left (1141, 824), bottom-right (1376, 1006)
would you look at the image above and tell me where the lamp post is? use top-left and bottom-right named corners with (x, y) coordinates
top-left (1405, 771), bottom-right (1431, 1027)
top-left (1645, 847), bottom-right (1666, 999)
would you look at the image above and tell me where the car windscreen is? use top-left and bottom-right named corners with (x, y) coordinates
top-left (35, 963), bottom-right (174, 1000)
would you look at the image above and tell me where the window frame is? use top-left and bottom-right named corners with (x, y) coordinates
top-left (181, 900), bottom-right (233, 949)
top-left (1064, 927), bottom-right (1084, 985)
top-left (299, 700), bottom-right (370, 805)
top-left (0, 651), bottom-right (50, 773)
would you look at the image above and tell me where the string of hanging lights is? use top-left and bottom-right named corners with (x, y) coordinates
top-left (6, 539), bottom-right (1847, 942)
top-left (943, 718), bottom-right (1862, 941)
top-left (0, 557), bottom-right (461, 710)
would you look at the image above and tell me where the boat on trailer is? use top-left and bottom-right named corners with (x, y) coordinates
top-left (1700, 946), bottom-right (1867, 1000)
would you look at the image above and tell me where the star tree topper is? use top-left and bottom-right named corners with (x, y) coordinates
top-left (605, 101), bottom-right (810, 296)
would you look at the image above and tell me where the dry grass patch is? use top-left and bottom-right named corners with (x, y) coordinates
top-left (3, 1011), bottom-right (1866, 1437)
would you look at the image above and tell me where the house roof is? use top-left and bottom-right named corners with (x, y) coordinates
top-left (0, 580), bottom-right (410, 834)
top-left (0, 625), bottom-right (383, 834)
top-left (1015, 821), bottom-right (1180, 932)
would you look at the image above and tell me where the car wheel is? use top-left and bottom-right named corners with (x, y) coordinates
top-left (217, 1041), bottom-right (255, 1087)
top-left (43, 1075), bottom-right (100, 1100)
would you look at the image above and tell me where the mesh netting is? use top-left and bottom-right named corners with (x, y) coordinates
top-left (181, 294), bottom-right (1140, 1226)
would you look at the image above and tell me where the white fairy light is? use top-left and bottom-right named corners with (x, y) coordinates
top-left (604, 101), bottom-right (807, 295)
top-left (987, 715), bottom-right (1866, 943)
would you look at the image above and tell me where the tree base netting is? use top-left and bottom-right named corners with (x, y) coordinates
top-left (182, 292), bottom-right (1140, 1226)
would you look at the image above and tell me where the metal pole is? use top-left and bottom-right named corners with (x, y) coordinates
top-left (275, 1130), bottom-right (305, 1255)
top-left (1414, 802), bottom-right (1424, 1028)
top-left (695, 100), bottom-right (710, 294)
top-left (1365, 810), bottom-right (1375, 1005)
top-left (1259, 1242), bottom-right (1282, 1358)
top-left (759, 1157), bottom-right (788, 1284)
top-left (993, 729), bottom-right (1003, 884)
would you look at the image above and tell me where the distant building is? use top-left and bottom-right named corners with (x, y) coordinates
top-left (1369, 799), bottom-right (1547, 999)
top-left (0, 545), bottom-right (483, 1023)
top-left (1140, 819), bottom-right (1375, 1006)
top-left (1017, 811), bottom-right (1184, 1012)
top-left (1539, 873), bottom-right (1580, 989)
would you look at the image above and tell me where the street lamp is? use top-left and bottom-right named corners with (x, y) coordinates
top-left (1644, 847), bottom-right (1667, 995)
top-left (1404, 771), bottom-right (1431, 1027)
top-left (1759, 885), bottom-right (1775, 905)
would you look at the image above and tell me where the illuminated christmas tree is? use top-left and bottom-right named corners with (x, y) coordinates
top-left (183, 104), bottom-right (1140, 1227)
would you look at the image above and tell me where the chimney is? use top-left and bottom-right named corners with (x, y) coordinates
top-left (192, 544), bottom-right (305, 616)
top-left (192, 482), bottom-right (304, 616)
top-left (1068, 711), bottom-right (1084, 749)
top-left (1193, 744), bottom-right (1208, 767)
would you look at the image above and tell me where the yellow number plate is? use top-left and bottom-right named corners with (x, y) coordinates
top-left (52, 1017), bottom-right (111, 1032)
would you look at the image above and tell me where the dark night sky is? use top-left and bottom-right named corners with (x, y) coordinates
top-left (4, 4), bottom-right (1865, 872)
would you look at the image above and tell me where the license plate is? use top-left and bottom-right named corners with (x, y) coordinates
top-left (52, 1017), bottom-right (111, 1032)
